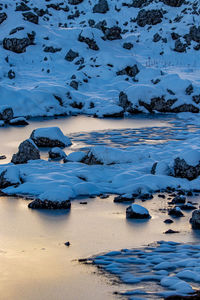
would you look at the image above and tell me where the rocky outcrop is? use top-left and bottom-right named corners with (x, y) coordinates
top-left (22, 12), bottom-right (38, 24)
top-left (65, 49), bottom-right (79, 61)
top-left (136, 9), bottom-right (163, 27)
top-left (190, 210), bottom-right (200, 229)
top-left (93, 0), bottom-right (109, 13)
top-left (11, 139), bottom-right (40, 164)
top-left (116, 65), bottom-right (139, 77)
top-left (28, 199), bottom-right (71, 209)
top-left (78, 33), bottom-right (99, 50)
top-left (103, 26), bottom-right (122, 40)
top-left (3, 32), bottom-right (35, 53)
top-left (173, 157), bottom-right (200, 181)
top-left (126, 204), bottom-right (151, 219)
top-left (0, 106), bottom-right (14, 122)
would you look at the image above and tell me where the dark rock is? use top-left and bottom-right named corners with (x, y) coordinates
top-left (162, 0), bottom-right (184, 7)
top-left (117, 65), bottom-right (139, 77)
top-left (139, 193), bottom-right (153, 200)
top-left (119, 92), bottom-right (133, 111)
top-left (164, 219), bottom-right (174, 224)
top-left (93, 0), bottom-right (109, 13)
top-left (173, 157), bottom-right (200, 181)
top-left (158, 194), bottom-right (165, 198)
top-left (80, 201), bottom-right (87, 205)
top-left (171, 195), bottom-right (186, 204)
top-left (68, 0), bottom-right (83, 4)
top-left (189, 26), bottom-right (200, 43)
top-left (43, 46), bottom-right (61, 53)
top-left (174, 39), bottom-right (186, 52)
top-left (0, 106), bottom-right (14, 122)
top-left (132, 0), bottom-right (152, 8)
top-left (47, 3), bottom-right (69, 11)
top-left (78, 34), bottom-right (99, 50)
top-left (65, 49), bottom-right (79, 61)
top-left (0, 12), bottom-right (7, 24)
top-left (64, 241), bottom-right (71, 246)
top-left (114, 194), bottom-right (135, 203)
top-left (0, 155), bottom-right (6, 160)
top-left (153, 33), bottom-right (161, 42)
top-left (168, 206), bottom-right (184, 217)
top-left (81, 151), bottom-right (103, 165)
top-left (190, 210), bottom-right (200, 229)
top-left (103, 26), bottom-right (122, 40)
top-left (185, 84), bottom-right (193, 95)
top-left (22, 12), bottom-right (39, 25)
top-left (49, 147), bottom-right (66, 159)
top-left (180, 203), bottom-right (197, 211)
top-left (9, 26), bottom-right (24, 35)
top-left (11, 139), bottom-right (40, 164)
top-left (171, 32), bottom-right (180, 40)
top-left (126, 204), bottom-right (151, 219)
top-left (193, 95), bottom-right (200, 104)
top-left (136, 9), bottom-right (163, 27)
top-left (123, 42), bottom-right (133, 49)
top-left (164, 229), bottom-right (179, 234)
top-left (70, 80), bottom-right (79, 90)
top-left (8, 70), bottom-right (15, 79)
top-left (100, 194), bottom-right (109, 199)
top-left (28, 199), bottom-right (71, 209)
top-left (9, 117), bottom-right (29, 126)
top-left (3, 33), bottom-right (35, 53)
top-left (16, 2), bottom-right (31, 11)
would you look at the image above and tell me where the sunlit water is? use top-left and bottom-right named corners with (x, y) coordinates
top-left (0, 115), bottom-right (200, 300)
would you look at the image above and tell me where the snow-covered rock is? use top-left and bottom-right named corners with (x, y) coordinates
top-left (30, 127), bottom-right (72, 148)
top-left (65, 151), bottom-right (86, 162)
top-left (48, 147), bottom-right (66, 160)
top-left (9, 117), bottom-right (29, 126)
top-left (126, 204), bottom-right (151, 219)
top-left (11, 139), bottom-right (40, 164)
top-left (0, 166), bottom-right (21, 188)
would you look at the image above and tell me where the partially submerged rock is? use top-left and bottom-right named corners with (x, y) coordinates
top-left (0, 106), bottom-right (14, 122)
top-left (190, 209), bottom-right (200, 229)
top-left (114, 194), bottom-right (135, 203)
top-left (126, 204), bottom-right (151, 219)
top-left (28, 199), bottom-right (71, 209)
top-left (9, 117), bottom-right (29, 126)
top-left (11, 139), bottom-right (40, 164)
top-left (30, 127), bottom-right (72, 148)
top-left (168, 206), bottom-right (184, 217)
top-left (49, 147), bottom-right (66, 159)
top-left (0, 166), bottom-right (21, 188)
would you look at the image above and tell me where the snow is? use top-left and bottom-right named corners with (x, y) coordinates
top-left (0, 0), bottom-right (200, 118)
top-left (91, 241), bottom-right (200, 297)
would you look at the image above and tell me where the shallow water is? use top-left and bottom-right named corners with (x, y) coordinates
top-left (1, 115), bottom-right (200, 300)
top-left (0, 194), bottom-right (200, 300)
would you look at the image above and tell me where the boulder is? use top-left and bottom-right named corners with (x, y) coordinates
top-left (0, 106), bottom-right (14, 122)
top-left (116, 65), bottom-right (139, 77)
top-left (93, 0), bottom-right (109, 13)
top-left (123, 42), bottom-right (133, 49)
top-left (0, 166), bottom-right (21, 188)
top-left (28, 199), bottom-right (71, 209)
top-left (168, 206), bottom-right (184, 217)
top-left (173, 152), bottom-right (200, 181)
top-left (136, 9), bottom-right (163, 27)
top-left (78, 34), bottom-right (99, 50)
top-left (126, 204), bottom-right (151, 219)
top-left (189, 26), bottom-right (200, 43)
top-left (174, 39), bottom-right (186, 53)
top-left (11, 139), bottom-right (40, 164)
top-left (64, 151), bottom-right (86, 162)
top-left (114, 194), bottom-right (135, 203)
top-left (190, 209), bottom-right (200, 229)
top-left (22, 12), bottom-right (38, 24)
top-left (16, 2), bottom-right (31, 11)
top-left (3, 32), bottom-right (35, 53)
top-left (30, 127), bottom-right (72, 148)
top-left (9, 117), bottom-right (29, 126)
top-left (49, 147), bottom-right (66, 159)
top-left (65, 49), bottom-right (79, 61)
top-left (162, 0), bottom-right (184, 7)
top-left (103, 26), bottom-right (122, 40)
top-left (68, 0), bottom-right (83, 4)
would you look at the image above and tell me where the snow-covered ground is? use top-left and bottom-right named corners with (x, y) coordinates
top-left (0, 0), bottom-right (200, 117)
